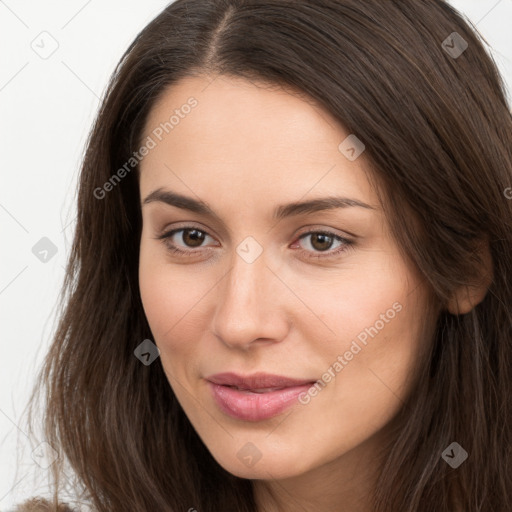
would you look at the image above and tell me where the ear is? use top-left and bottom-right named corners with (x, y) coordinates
top-left (446, 237), bottom-right (493, 315)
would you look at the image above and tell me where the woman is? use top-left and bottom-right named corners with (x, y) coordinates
top-left (15, 0), bottom-right (512, 510)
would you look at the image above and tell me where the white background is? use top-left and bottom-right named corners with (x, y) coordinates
top-left (1, 0), bottom-right (511, 509)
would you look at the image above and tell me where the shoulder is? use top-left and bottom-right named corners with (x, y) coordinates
top-left (13, 497), bottom-right (75, 511)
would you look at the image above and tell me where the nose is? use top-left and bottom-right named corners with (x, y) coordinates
top-left (211, 247), bottom-right (290, 351)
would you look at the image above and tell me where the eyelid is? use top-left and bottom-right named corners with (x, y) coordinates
top-left (294, 224), bottom-right (357, 240)
top-left (157, 221), bottom-right (220, 241)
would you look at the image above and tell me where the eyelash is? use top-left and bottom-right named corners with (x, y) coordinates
top-left (155, 226), bottom-right (354, 260)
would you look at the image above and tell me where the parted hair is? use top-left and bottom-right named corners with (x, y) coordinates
top-left (15, 0), bottom-right (512, 510)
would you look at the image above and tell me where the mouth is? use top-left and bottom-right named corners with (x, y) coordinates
top-left (205, 372), bottom-right (317, 421)
top-left (222, 385), bottom-right (293, 393)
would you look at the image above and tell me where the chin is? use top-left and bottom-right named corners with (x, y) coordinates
top-left (210, 444), bottom-right (314, 481)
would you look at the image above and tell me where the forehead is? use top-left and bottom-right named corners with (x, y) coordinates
top-left (138, 74), bottom-right (378, 210)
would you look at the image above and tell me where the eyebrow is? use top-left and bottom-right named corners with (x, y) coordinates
top-left (142, 188), bottom-right (376, 221)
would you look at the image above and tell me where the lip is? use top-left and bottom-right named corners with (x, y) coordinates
top-left (206, 372), bottom-right (317, 422)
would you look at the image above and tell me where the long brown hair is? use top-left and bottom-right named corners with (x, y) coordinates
top-left (16, 0), bottom-right (512, 510)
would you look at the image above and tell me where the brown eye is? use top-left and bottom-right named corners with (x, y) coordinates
top-left (156, 227), bottom-right (215, 255)
top-left (298, 232), bottom-right (338, 252)
top-left (294, 230), bottom-right (354, 260)
top-left (181, 228), bottom-right (206, 248)
top-left (308, 233), bottom-right (334, 252)
top-left (157, 226), bottom-right (353, 261)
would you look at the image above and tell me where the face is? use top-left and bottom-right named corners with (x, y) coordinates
top-left (138, 74), bottom-right (433, 483)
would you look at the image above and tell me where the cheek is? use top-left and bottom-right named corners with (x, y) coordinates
top-left (139, 247), bottom-right (169, 335)
top-left (139, 240), bottom-right (195, 335)
top-left (306, 306), bottom-right (423, 458)
top-left (299, 266), bottom-right (407, 349)
top-left (324, 289), bottom-right (425, 429)
top-left (138, 247), bottom-right (212, 376)
top-left (139, 268), bottom-right (191, 387)
top-left (308, 266), bottom-right (424, 406)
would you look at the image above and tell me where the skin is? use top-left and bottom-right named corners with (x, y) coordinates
top-left (138, 74), bottom-right (437, 512)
